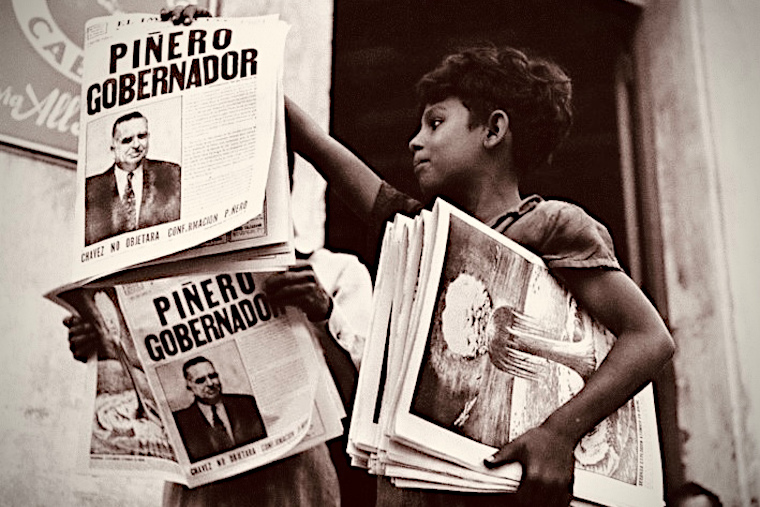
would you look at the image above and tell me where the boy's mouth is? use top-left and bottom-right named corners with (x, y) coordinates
top-left (413, 158), bottom-right (430, 172)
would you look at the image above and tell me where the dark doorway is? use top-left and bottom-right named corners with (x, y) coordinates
top-left (329, 0), bottom-right (640, 273)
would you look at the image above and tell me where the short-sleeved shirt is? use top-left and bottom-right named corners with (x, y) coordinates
top-left (370, 182), bottom-right (621, 272)
top-left (369, 182), bottom-right (620, 507)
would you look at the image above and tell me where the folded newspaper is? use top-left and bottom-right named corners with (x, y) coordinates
top-left (49, 272), bottom-right (345, 488)
top-left (73, 13), bottom-right (294, 283)
top-left (348, 199), bottom-right (664, 507)
top-left (45, 13), bottom-right (348, 488)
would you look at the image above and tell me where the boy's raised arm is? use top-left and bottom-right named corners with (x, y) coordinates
top-left (157, 8), bottom-right (384, 219)
top-left (285, 97), bottom-right (383, 221)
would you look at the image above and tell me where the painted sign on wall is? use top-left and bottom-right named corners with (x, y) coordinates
top-left (0, 0), bottom-right (210, 161)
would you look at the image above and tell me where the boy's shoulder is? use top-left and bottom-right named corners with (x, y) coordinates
top-left (495, 195), bottom-right (593, 237)
top-left (527, 198), bottom-right (597, 231)
top-left (507, 197), bottom-right (621, 270)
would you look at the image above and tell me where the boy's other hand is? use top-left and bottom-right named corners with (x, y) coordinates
top-left (484, 425), bottom-right (576, 507)
top-left (160, 4), bottom-right (211, 25)
top-left (264, 266), bottom-right (333, 322)
top-left (63, 315), bottom-right (101, 363)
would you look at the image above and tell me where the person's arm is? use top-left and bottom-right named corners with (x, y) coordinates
top-left (485, 269), bottom-right (675, 507)
top-left (263, 267), bottom-right (359, 407)
top-left (285, 97), bottom-right (383, 221)
top-left (158, 7), bottom-right (383, 220)
top-left (315, 318), bottom-right (360, 410)
top-left (321, 253), bottom-right (372, 369)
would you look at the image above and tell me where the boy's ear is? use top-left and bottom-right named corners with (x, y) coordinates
top-left (483, 110), bottom-right (510, 148)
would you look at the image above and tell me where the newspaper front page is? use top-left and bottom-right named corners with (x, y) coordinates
top-left (73, 14), bottom-right (290, 282)
top-left (53, 272), bottom-right (344, 488)
top-left (129, 78), bottom-right (295, 275)
top-left (349, 199), bottom-right (664, 507)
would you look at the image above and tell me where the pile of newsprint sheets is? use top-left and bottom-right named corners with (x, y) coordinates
top-left (45, 14), bottom-right (346, 488)
top-left (348, 198), bottom-right (665, 507)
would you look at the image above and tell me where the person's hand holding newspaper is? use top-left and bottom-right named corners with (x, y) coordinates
top-left (63, 315), bottom-right (104, 362)
top-left (159, 4), bottom-right (211, 25)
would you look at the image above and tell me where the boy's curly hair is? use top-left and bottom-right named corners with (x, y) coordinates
top-left (416, 45), bottom-right (573, 177)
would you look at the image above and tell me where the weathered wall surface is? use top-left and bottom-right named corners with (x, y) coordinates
top-left (0, 1), bottom-right (332, 504)
top-left (0, 151), bottom-right (165, 506)
top-left (634, 1), bottom-right (760, 505)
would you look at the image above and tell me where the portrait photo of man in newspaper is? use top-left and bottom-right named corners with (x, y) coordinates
top-left (172, 355), bottom-right (267, 463)
top-left (85, 109), bottom-right (182, 246)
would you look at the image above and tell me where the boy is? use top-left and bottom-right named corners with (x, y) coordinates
top-left (286, 45), bottom-right (675, 507)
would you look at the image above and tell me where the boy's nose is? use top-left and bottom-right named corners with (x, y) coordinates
top-left (408, 131), bottom-right (423, 152)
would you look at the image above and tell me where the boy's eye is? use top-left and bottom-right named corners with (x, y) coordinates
top-left (429, 119), bottom-right (443, 130)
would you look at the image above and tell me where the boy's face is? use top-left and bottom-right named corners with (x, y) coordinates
top-left (409, 97), bottom-right (488, 199)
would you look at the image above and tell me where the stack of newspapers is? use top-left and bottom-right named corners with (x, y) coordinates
top-left (46, 14), bottom-right (346, 488)
top-left (348, 199), bottom-right (665, 507)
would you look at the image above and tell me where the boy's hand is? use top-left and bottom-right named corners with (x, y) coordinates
top-left (484, 425), bottom-right (576, 507)
top-left (63, 315), bottom-right (101, 363)
top-left (160, 4), bottom-right (211, 25)
top-left (264, 265), bottom-right (333, 322)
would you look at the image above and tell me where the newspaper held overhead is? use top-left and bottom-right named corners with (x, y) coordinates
top-left (126, 71), bottom-right (295, 277)
top-left (73, 14), bottom-right (290, 282)
top-left (349, 199), bottom-right (665, 507)
top-left (52, 271), bottom-right (345, 488)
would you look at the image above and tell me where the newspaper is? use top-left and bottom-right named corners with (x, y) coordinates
top-left (51, 271), bottom-right (345, 488)
top-left (73, 14), bottom-right (292, 282)
top-left (126, 82), bottom-right (295, 277)
top-left (349, 199), bottom-right (665, 507)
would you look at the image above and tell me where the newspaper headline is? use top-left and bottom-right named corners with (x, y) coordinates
top-left (86, 27), bottom-right (259, 116)
top-left (138, 272), bottom-right (284, 362)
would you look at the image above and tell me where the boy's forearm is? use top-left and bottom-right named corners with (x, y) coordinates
top-left (286, 97), bottom-right (383, 220)
top-left (543, 268), bottom-right (675, 445)
top-left (540, 326), bottom-right (673, 445)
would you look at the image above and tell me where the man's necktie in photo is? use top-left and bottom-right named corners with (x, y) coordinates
top-left (123, 172), bottom-right (137, 231)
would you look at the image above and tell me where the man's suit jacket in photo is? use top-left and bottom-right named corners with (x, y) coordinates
top-left (173, 394), bottom-right (268, 463)
top-left (85, 159), bottom-right (181, 246)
